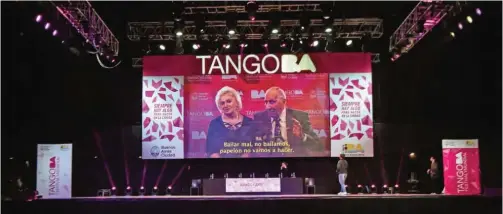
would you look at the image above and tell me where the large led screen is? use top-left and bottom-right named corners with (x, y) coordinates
top-left (141, 53), bottom-right (374, 159)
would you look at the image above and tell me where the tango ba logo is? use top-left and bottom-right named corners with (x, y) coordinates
top-left (150, 146), bottom-right (160, 157)
top-left (455, 152), bottom-right (469, 193)
top-left (342, 143), bottom-right (364, 154)
top-left (251, 89), bottom-right (304, 99)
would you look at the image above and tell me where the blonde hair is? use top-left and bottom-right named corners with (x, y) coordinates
top-left (215, 86), bottom-right (243, 112)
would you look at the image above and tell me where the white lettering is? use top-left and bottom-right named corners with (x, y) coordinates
top-left (262, 54), bottom-right (280, 74)
top-left (198, 54), bottom-right (316, 75)
top-left (243, 54), bottom-right (260, 74)
top-left (196, 56), bottom-right (211, 75)
top-left (209, 56), bottom-right (225, 75)
top-left (226, 55), bottom-right (242, 74)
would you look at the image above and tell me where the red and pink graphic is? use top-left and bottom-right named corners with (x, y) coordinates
top-left (329, 73), bottom-right (373, 157)
top-left (442, 139), bottom-right (481, 195)
top-left (142, 76), bottom-right (184, 159)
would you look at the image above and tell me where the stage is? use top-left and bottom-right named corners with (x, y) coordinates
top-left (3, 194), bottom-right (501, 214)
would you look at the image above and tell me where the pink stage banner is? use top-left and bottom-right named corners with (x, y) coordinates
top-left (442, 139), bottom-right (481, 195)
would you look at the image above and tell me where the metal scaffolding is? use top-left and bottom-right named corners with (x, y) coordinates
top-left (51, 0), bottom-right (120, 56)
top-left (389, 1), bottom-right (456, 61)
top-left (128, 18), bottom-right (383, 41)
top-left (183, 4), bottom-right (322, 14)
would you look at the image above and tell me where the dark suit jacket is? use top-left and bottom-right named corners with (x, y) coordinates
top-left (252, 108), bottom-right (322, 156)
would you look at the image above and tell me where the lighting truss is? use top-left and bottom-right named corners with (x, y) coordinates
top-left (50, 0), bottom-right (120, 56)
top-left (128, 18), bottom-right (383, 41)
top-left (388, 1), bottom-right (456, 61)
top-left (183, 4), bottom-right (321, 14)
top-left (131, 53), bottom-right (381, 68)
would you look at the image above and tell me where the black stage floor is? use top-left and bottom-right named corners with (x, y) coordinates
top-left (3, 194), bottom-right (501, 214)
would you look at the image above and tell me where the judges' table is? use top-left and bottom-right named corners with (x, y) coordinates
top-left (202, 178), bottom-right (303, 195)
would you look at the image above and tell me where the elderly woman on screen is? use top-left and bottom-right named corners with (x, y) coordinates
top-left (206, 86), bottom-right (254, 158)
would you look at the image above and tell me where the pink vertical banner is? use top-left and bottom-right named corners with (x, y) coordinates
top-left (442, 139), bottom-right (481, 195)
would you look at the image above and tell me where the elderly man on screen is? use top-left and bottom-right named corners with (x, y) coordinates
top-left (205, 86), bottom-right (255, 158)
top-left (252, 87), bottom-right (322, 156)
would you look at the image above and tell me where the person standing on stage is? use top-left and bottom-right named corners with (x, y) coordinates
top-left (280, 161), bottom-right (289, 178)
top-left (336, 154), bottom-right (348, 195)
top-left (427, 156), bottom-right (441, 194)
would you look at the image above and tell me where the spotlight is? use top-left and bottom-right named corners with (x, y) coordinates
top-left (325, 27), bottom-right (332, 33)
top-left (111, 186), bottom-right (117, 196)
top-left (450, 32), bottom-right (456, 38)
top-left (228, 30), bottom-right (236, 35)
top-left (475, 8), bottom-right (482, 16)
top-left (44, 23), bottom-right (51, 30)
top-left (222, 43), bottom-right (231, 49)
top-left (466, 16), bottom-right (473, 23)
top-left (240, 42), bottom-right (248, 48)
top-left (35, 15), bottom-right (42, 22)
top-left (383, 185), bottom-right (389, 194)
top-left (139, 186), bottom-right (145, 196)
top-left (152, 186), bottom-right (158, 195)
top-left (271, 28), bottom-right (279, 34)
top-left (52, 30), bottom-right (58, 36)
top-left (165, 186), bottom-right (172, 195)
top-left (262, 43), bottom-right (268, 48)
top-left (370, 184), bottom-right (377, 194)
top-left (125, 186), bottom-right (132, 196)
top-left (311, 40), bottom-right (319, 47)
top-left (457, 23), bottom-right (463, 30)
top-left (175, 31), bottom-right (183, 37)
top-left (345, 40), bottom-right (353, 46)
top-left (409, 152), bottom-right (416, 159)
top-left (394, 184), bottom-right (400, 194)
top-left (192, 43), bottom-right (200, 50)
top-left (159, 44), bottom-right (166, 51)
top-left (357, 184), bottom-right (364, 194)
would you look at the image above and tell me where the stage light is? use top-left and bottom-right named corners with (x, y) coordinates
top-left (466, 16), bottom-right (473, 24)
top-left (223, 43), bottom-right (231, 49)
top-left (450, 32), bottom-right (456, 38)
top-left (175, 30), bottom-right (183, 37)
top-left (325, 27), bottom-right (332, 33)
top-left (240, 42), bottom-right (248, 48)
top-left (346, 40), bottom-right (353, 46)
top-left (159, 44), bottom-right (166, 51)
top-left (383, 185), bottom-right (389, 194)
top-left (357, 184), bottom-right (364, 194)
top-left (165, 186), bottom-right (172, 195)
top-left (394, 184), bottom-right (400, 193)
top-left (192, 43), bottom-right (200, 50)
top-left (272, 28), bottom-right (279, 34)
top-left (475, 8), bottom-right (482, 16)
top-left (139, 186), bottom-right (145, 196)
top-left (35, 15), bottom-right (42, 22)
top-left (370, 184), bottom-right (377, 194)
top-left (111, 186), bottom-right (117, 196)
top-left (228, 30), bottom-right (236, 35)
top-left (311, 40), bottom-right (319, 47)
top-left (44, 23), bottom-right (51, 30)
top-left (152, 186), bottom-right (158, 195)
top-left (52, 30), bottom-right (58, 36)
top-left (125, 186), bottom-right (132, 196)
top-left (409, 152), bottom-right (416, 159)
top-left (262, 43), bottom-right (268, 48)
top-left (458, 23), bottom-right (463, 30)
